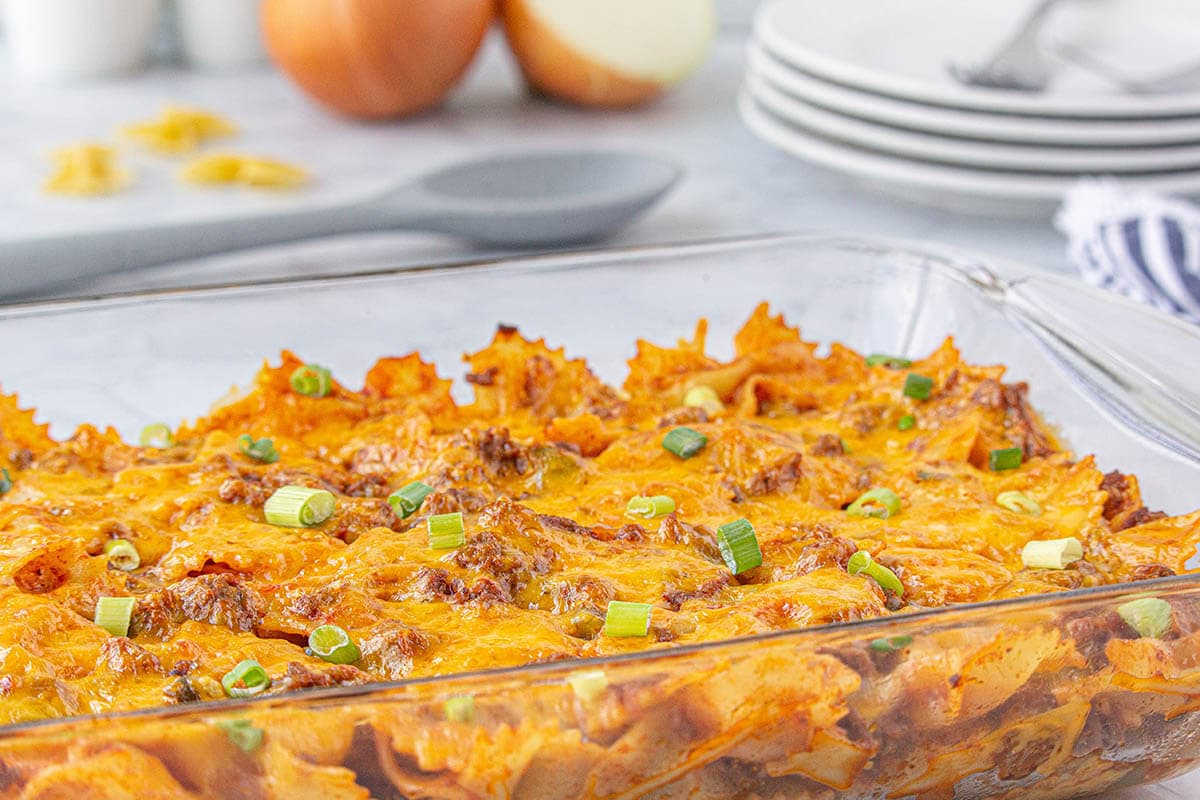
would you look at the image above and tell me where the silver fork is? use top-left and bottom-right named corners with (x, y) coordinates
top-left (1052, 41), bottom-right (1200, 95)
top-left (946, 0), bottom-right (1068, 92)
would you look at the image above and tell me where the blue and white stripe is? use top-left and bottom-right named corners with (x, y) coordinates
top-left (1058, 179), bottom-right (1200, 323)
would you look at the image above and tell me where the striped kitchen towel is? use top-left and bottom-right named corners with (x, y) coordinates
top-left (1056, 178), bottom-right (1200, 323)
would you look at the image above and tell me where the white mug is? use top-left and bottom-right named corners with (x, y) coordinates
top-left (5, 0), bottom-right (161, 82)
top-left (175, 0), bottom-right (267, 71)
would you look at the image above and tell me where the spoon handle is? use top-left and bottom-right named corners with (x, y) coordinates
top-left (1, 194), bottom-right (418, 296)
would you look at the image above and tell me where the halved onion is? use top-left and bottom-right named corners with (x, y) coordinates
top-left (501, 0), bottom-right (716, 108)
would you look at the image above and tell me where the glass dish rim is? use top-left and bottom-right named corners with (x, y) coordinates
top-left (4, 571), bottom-right (1199, 739)
top-left (5, 231), bottom-right (1200, 738)
top-left (3, 232), bottom-right (1195, 345)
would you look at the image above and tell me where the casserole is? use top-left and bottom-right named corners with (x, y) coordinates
top-left (1, 234), bottom-right (1200, 799)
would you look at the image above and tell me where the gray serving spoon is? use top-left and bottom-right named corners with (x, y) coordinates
top-left (5, 150), bottom-right (682, 295)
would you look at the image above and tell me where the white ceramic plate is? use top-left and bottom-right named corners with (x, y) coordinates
top-left (747, 43), bottom-right (1200, 146)
top-left (737, 88), bottom-right (1200, 218)
top-left (745, 69), bottom-right (1200, 173)
top-left (756, 0), bottom-right (1200, 118)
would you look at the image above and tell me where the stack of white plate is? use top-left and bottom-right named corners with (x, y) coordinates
top-left (742, 0), bottom-right (1200, 217)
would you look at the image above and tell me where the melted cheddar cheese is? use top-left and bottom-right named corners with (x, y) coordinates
top-left (0, 303), bottom-right (1196, 734)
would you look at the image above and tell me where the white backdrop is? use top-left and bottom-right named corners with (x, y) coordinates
top-left (721, 0), bottom-right (762, 27)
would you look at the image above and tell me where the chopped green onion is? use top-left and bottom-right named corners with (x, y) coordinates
top-left (997, 490), bottom-right (1042, 516)
top-left (103, 539), bottom-right (140, 571)
top-left (683, 386), bottom-right (723, 415)
top-left (290, 364), bottom-right (332, 398)
top-left (625, 495), bottom-right (676, 519)
top-left (263, 486), bottom-right (335, 528)
top-left (428, 512), bottom-right (465, 550)
top-left (0, 468), bottom-right (11, 497)
top-left (1117, 597), bottom-right (1173, 639)
top-left (139, 423), bottom-right (174, 449)
top-left (869, 635), bottom-right (913, 653)
top-left (847, 551), bottom-right (904, 596)
top-left (215, 719), bottom-right (264, 753)
top-left (603, 600), bottom-right (652, 638)
top-left (222, 659), bottom-right (271, 698)
top-left (716, 518), bottom-right (763, 575)
top-left (238, 434), bottom-right (279, 464)
top-left (567, 670), bottom-right (608, 702)
top-left (443, 695), bottom-right (475, 723)
top-left (1021, 537), bottom-right (1083, 570)
top-left (903, 374), bottom-right (934, 400)
top-left (388, 481), bottom-right (433, 519)
top-left (897, 415), bottom-right (916, 431)
top-left (866, 354), bottom-right (913, 369)
top-left (662, 426), bottom-right (707, 459)
top-left (989, 447), bottom-right (1023, 471)
top-left (846, 487), bottom-right (902, 520)
top-left (94, 596), bottom-right (136, 637)
top-left (308, 624), bottom-right (360, 665)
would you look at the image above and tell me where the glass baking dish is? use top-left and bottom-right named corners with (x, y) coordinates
top-left (2, 233), bottom-right (1200, 799)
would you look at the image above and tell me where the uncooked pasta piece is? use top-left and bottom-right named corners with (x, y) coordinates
top-left (43, 143), bottom-right (131, 196)
top-left (181, 154), bottom-right (309, 189)
top-left (122, 105), bottom-right (238, 154)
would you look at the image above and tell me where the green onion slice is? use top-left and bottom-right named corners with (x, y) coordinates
top-left (1117, 597), bottom-right (1173, 639)
top-left (263, 486), bottom-right (335, 528)
top-left (625, 495), bottom-right (676, 519)
top-left (662, 426), bottom-right (707, 459)
top-left (290, 364), bottom-right (333, 398)
top-left (716, 518), bottom-right (763, 574)
top-left (866, 354), bottom-right (913, 369)
top-left (846, 487), bottom-right (902, 520)
top-left (989, 447), bottom-right (1023, 471)
top-left (1021, 537), bottom-right (1083, 570)
top-left (215, 719), bottom-right (264, 753)
top-left (139, 423), bottom-right (174, 449)
top-left (903, 373), bottom-right (934, 400)
top-left (847, 551), bottom-right (905, 596)
top-left (869, 635), bottom-right (913, 653)
top-left (567, 670), bottom-right (608, 702)
top-left (443, 695), bottom-right (475, 723)
top-left (997, 490), bottom-right (1042, 516)
top-left (0, 468), bottom-right (11, 497)
top-left (103, 539), bottom-right (141, 571)
top-left (388, 481), bottom-right (433, 519)
top-left (238, 434), bottom-right (279, 464)
top-left (428, 512), bottom-right (465, 550)
top-left (603, 601), bottom-right (652, 638)
top-left (308, 624), bottom-right (360, 665)
top-left (222, 659), bottom-right (271, 698)
top-left (897, 415), bottom-right (916, 432)
top-left (94, 596), bottom-right (136, 637)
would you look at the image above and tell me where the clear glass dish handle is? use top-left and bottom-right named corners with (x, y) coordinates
top-left (996, 271), bottom-right (1200, 464)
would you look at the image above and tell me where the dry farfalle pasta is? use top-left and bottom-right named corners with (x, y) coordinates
top-left (43, 143), bottom-right (131, 196)
top-left (121, 105), bottom-right (238, 154)
top-left (45, 107), bottom-right (307, 195)
top-left (181, 154), bottom-right (309, 189)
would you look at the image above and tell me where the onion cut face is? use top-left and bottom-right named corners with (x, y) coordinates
top-left (501, 0), bottom-right (716, 108)
top-left (261, 0), bottom-right (495, 119)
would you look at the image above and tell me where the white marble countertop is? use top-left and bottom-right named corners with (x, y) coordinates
top-left (0, 31), bottom-right (1073, 299)
top-left (1, 23), bottom-right (1198, 799)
